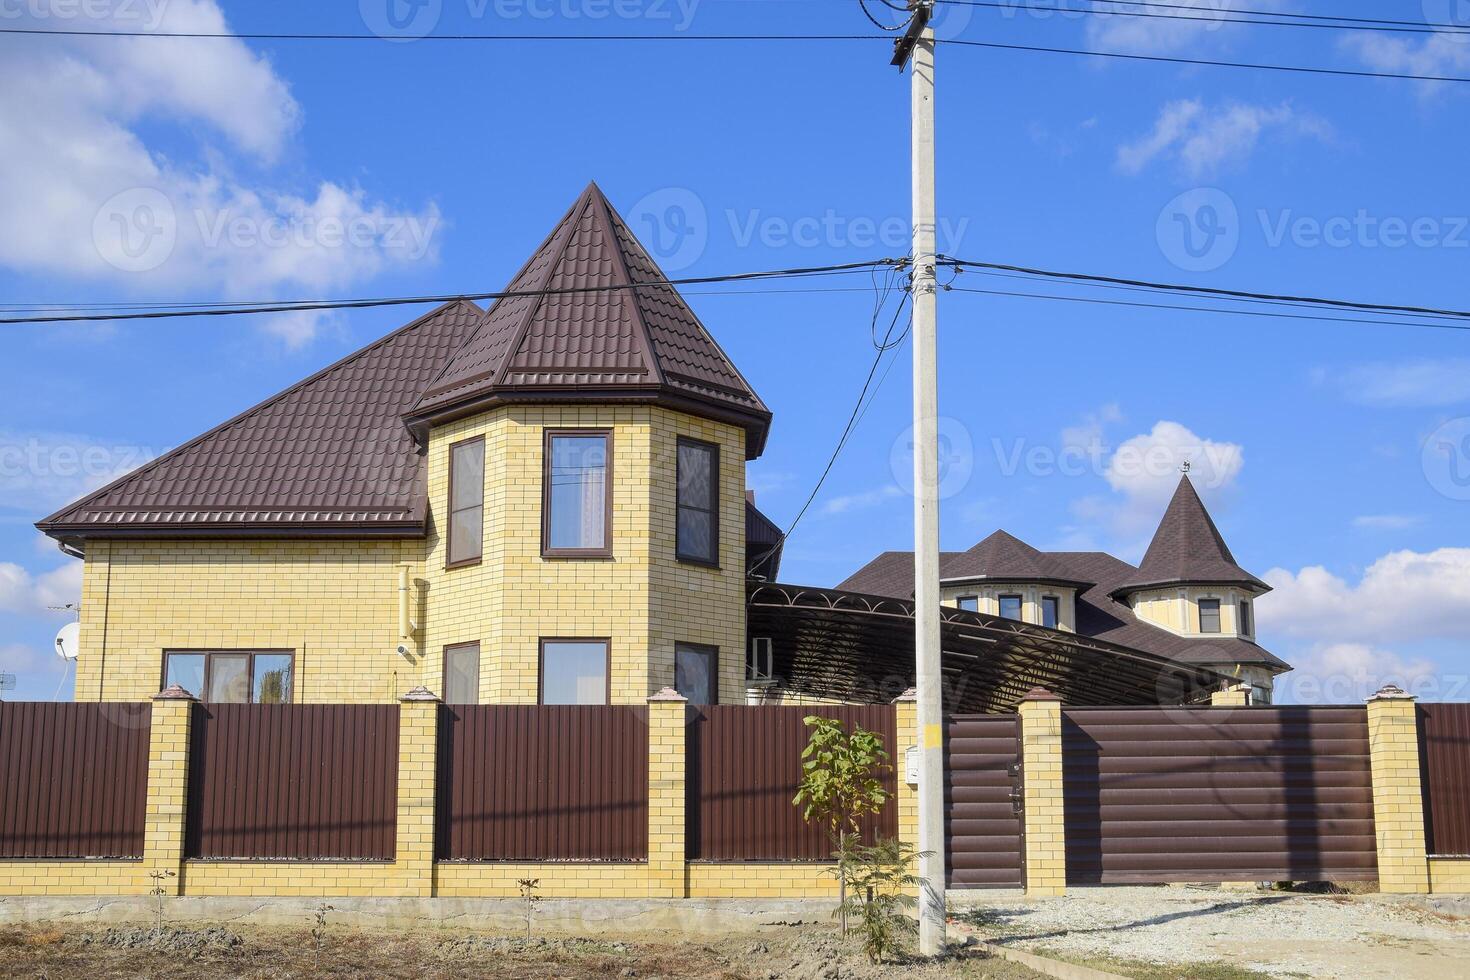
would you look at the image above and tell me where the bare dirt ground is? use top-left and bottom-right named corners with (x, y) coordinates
top-left (952, 885), bottom-right (1470, 980)
top-left (0, 922), bottom-right (1046, 980)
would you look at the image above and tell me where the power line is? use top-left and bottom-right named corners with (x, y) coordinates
top-left (933, 0), bottom-right (1470, 37)
top-left (939, 257), bottom-right (1470, 321)
top-left (946, 284), bottom-right (1470, 332)
top-left (0, 259), bottom-right (906, 325)
top-left (1071, 0), bottom-right (1469, 32)
top-left (937, 36), bottom-right (1470, 84)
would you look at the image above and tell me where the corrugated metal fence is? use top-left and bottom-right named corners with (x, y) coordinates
top-left (1419, 703), bottom-right (1470, 856)
top-left (1062, 706), bottom-right (1378, 884)
top-left (945, 713), bottom-right (1023, 888)
top-left (437, 705), bottom-right (648, 861)
top-left (0, 702), bottom-right (151, 859)
top-left (686, 705), bottom-right (898, 861)
top-left (186, 704), bottom-right (399, 860)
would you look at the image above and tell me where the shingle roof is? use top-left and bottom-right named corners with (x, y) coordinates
top-left (37, 301), bottom-right (485, 539)
top-left (943, 530), bottom-right (1093, 588)
top-left (835, 542), bottom-right (1287, 672)
top-left (1112, 475), bottom-right (1270, 596)
top-left (407, 182), bottom-right (770, 456)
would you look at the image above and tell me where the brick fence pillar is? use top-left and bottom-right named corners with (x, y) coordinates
top-left (144, 684), bottom-right (197, 895)
top-left (1018, 687), bottom-right (1066, 897)
top-left (893, 689), bottom-right (920, 858)
top-left (1366, 684), bottom-right (1430, 894)
top-left (397, 686), bottom-right (441, 897)
top-left (1210, 683), bottom-right (1251, 707)
top-left (647, 688), bottom-right (688, 898)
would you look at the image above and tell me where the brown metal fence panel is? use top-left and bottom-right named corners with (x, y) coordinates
top-left (1419, 703), bottom-right (1470, 856)
top-left (186, 704), bottom-right (398, 860)
top-left (1063, 706), bottom-right (1377, 884)
top-left (437, 705), bottom-right (648, 861)
top-left (687, 705), bottom-right (898, 862)
top-left (946, 714), bottom-right (1023, 888)
top-left (0, 702), bottom-right (151, 858)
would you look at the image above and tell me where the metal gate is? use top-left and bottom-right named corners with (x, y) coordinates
top-left (945, 713), bottom-right (1024, 888)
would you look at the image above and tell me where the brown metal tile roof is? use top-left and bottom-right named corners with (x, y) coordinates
top-left (1112, 475), bottom-right (1270, 596)
top-left (37, 301), bottom-right (485, 539)
top-left (835, 541), bottom-right (1287, 672)
top-left (409, 182), bottom-right (770, 456)
top-left (943, 530), bottom-right (1093, 588)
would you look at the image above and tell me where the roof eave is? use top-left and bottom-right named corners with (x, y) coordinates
top-left (1109, 577), bottom-right (1273, 600)
top-left (36, 520), bottom-right (428, 542)
top-left (940, 574), bottom-right (1096, 591)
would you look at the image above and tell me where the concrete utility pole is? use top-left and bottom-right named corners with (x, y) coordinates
top-left (892, 1), bottom-right (946, 957)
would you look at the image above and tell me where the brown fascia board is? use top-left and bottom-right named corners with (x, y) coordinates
top-left (403, 385), bottom-right (771, 459)
top-left (940, 573), bottom-right (1096, 592)
top-left (1109, 577), bottom-right (1274, 600)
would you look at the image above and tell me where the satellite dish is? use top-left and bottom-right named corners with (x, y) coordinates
top-left (55, 622), bottom-right (81, 662)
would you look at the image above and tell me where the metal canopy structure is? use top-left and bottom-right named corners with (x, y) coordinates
top-left (747, 583), bottom-right (1227, 713)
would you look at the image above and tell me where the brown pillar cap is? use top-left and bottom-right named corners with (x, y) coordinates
top-left (152, 684), bottom-right (198, 701)
top-left (648, 687), bottom-right (688, 703)
top-left (1021, 686), bottom-right (1061, 703)
top-left (400, 686), bottom-right (441, 703)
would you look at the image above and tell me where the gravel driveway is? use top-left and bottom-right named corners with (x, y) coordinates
top-left (951, 886), bottom-right (1470, 979)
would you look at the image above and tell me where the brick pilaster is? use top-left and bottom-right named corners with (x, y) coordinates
top-left (1366, 684), bottom-right (1430, 894)
top-left (892, 689), bottom-right (920, 854)
top-left (647, 688), bottom-right (687, 898)
top-left (397, 686), bottom-right (441, 897)
top-left (144, 684), bottom-right (196, 895)
top-left (1018, 687), bottom-right (1066, 897)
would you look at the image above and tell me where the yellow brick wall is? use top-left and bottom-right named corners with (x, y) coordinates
top-left (1019, 693), bottom-right (1066, 896)
top-left (422, 404), bottom-right (746, 706)
top-left (0, 861), bottom-right (151, 896)
top-left (1367, 690), bottom-right (1430, 894)
top-left (76, 539), bottom-right (425, 703)
top-left (433, 861), bottom-right (651, 898)
top-left (894, 695), bottom-right (919, 854)
top-left (1429, 858), bottom-right (1470, 894)
top-left (180, 861), bottom-right (404, 897)
top-left (396, 698), bottom-right (438, 896)
top-left (143, 695), bottom-right (192, 895)
top-left (685, 863), bottom-right (838, 898)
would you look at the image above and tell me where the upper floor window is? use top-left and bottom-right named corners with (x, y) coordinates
top-left (443, 641), bottom-right (480, 705)
top-left (1238, 600), bottom-right (1253, 637)
top-left (956, 595), bottom-right (979, 612)
top-left (539, 638), bottom-right (609, 704)
top-left (164, 650), bottom-right (293, 704)
top-left (676, 438), bottom-right (719, 565)
top-left (543, 430), bottom-right (612, 558)
top-left (999, 594), bottom-right (1023, 621)
top-left (446, 436), bottom-right (485, 568)
top-left (675, 642), bottom-right (718, 705)
top-left (1041, 596), bottom-right (1060, 629)
top-left (1199, 598), bottom-right (1222, 633)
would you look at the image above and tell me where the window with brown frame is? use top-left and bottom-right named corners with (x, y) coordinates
top-left (1199, 598), bottom-right (1222, 633)
top-left (443, 641), bottom-right (480, 705)
top-left (162, 650), bottom-right (294, 704)
top-left (538, 639), bottom-right (610, 704)
top-left (1041, 596), bottom-right (1060, 629)
top-left (542, 430), bottom-right (612, 558)
top-left (998, 594), bottom-right (1023, 621)
top-left (675, 642), bottom-right (718, 705)
top-left (676, 437), bottom-right (719, 565)
top-left (446, 436), bottom-right (485, 568)
top-left (956, 595), bottom-right (979, 612)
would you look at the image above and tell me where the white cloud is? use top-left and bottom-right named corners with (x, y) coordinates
top-left (0, 1), bottom-right (440, 347)
top-left (1086, 0), bottom-right (1286, 56)
top-left (1277, 641), bottom-right (1451, 704)
top-left (1343, 33), bottom-right (1470, 97)
top-left (1352, 514), bottom-right (1423, 531)
top-left (1071, 420), bottom-right (1243, 545)
top-left (0, 643), bottom-right (54, 677)
top-left (1060, 402), bottom-right (1124, 456)
top-left (1117, 99), bottom-right (1329, 177)
top-left (822, 484), bottom-right (904, 516)
top-left (1259, 548), bottom-right (1470, 646)
top-left (0, 562), bottom-right (83, 616)
top-left (1317, 358), bottom-right (1470, 408)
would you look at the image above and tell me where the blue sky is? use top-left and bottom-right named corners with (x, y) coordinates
top-left (2, 0), bottom-right (1468, 703)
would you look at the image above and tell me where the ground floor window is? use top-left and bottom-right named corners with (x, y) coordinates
top-left (539, 639), bottom-right (609, 704)
top-left (163, 650), bottom-right (293, 704)
top-left (443, 641), bottom-right (480, 705)
top-left (675, 642), bottom-right (718, 705)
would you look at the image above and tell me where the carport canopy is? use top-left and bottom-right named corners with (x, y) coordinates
top-left (746, 583), bottom-right (1228, 713)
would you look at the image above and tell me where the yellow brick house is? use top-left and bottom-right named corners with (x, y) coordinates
top-left (39, 183), bottom-right (774, 710)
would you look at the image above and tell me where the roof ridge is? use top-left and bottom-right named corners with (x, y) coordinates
top-left (37, 299), bottom-right (479, 529)
top-left (589, 183), bottom-right (665, 386)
